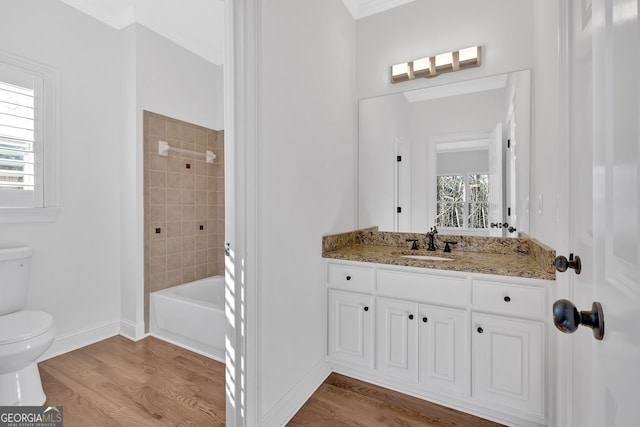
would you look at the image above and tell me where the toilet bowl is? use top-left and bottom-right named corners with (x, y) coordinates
top-left (0, 244), bottom-right (56, 406)
top-left (0, 310), bottom-right (56, 405)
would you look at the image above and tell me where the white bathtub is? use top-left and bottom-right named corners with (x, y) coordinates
top-left (150, 276), bottom-right (225, 362)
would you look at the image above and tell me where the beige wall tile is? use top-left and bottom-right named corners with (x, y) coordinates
top-left (196, 249), bottom-right (207, 265)
top-left (167, 172), bottom-right (181, 189)
top-left (167, 269), bottom-right (182, 287)
top-left (182, 206), bottom-right (195, 221)
top-left (149, 116), bottom-right (166, 138)
top-left (166, 238), bottom-right (182, 255)
top-left (167, 254), bottom-right (182, 271)
top-left (182, 268), bottom-right (195, 284)
top-left (195, 263), bottom-right (208, 280)
top-left (150, 206), bottom-right (166, 223)
top-left (149, 240), bottom-right (166, 258)
top-left (182, 189), bottom-right (195, 205)
top-left (195, 206), bottom-right (208, 221)
top-left (183, 126), bottom-right (196, 144)
top-left (196, 235), bottom-right (208, 251)
top-left (167, 189), bottom-right (182, 205)
top-left (144, 111), bottom-right (225, 329)
top-left (167, 222), bottom-right (182, 238)
top-left (150, 256), bottom-right (167, 275)
top-left (167, 121), bottom-right (181, 140)
top-left (149, 155), bottom-right (168, 172)
top-left (168, 156), bottom-right (183, 173)
top-left (150, 171), bottom-right (166, 188)
top-left (149, 188), bottom-right (166, 206)
top-left (182, 221), bottom-right (195, 236)
top-left (167, 205), bottom-right (182, 222)
top-left (182, 236), bottom-right (195, 252)
top-left (150, 272), bottom-right (167, 292)
top-left (182, 251), bottom-right (195, 268)
top-left (196, 130), bottom-right (207, 148)
top-left (182, 174), bottom-right (195, 189)
top-left (196, 190), bottom-right (208, 206)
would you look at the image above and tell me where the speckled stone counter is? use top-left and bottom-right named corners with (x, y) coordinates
top-left (322, 228), bottom-right (556, 280)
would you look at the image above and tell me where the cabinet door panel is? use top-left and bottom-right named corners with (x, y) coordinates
top-left (419, 305), bottom-right (468, 396)
top-left (328, 290), bottom-right (373, 367)
top-left (472, 313), bottom-right (544, 418)
top-left (377, 298), bottom-right (418, 381)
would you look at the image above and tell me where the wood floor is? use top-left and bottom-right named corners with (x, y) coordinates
top-left (40, 336), bottom-right (503, 426)
top-left (288, 373), bottom-right (503, 427)
top-left (40, 336), bottom-right (226, 426)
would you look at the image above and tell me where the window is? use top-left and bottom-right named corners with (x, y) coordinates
top-left (0, 52), bottom-right (58, 220)
top-left (436, 173), bottom-right (489, 229)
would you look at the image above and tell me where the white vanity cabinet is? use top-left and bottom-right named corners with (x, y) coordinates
top-left (326, 263), bottom-right (375, 369)
top-left (472, 313), bottom-right (544, 417)
top-left (328, 289), bottom-right (374, 368)
top-left (471, 280), bottom-right (546, 419)
top-left (325, 260), bottom-right (550, 426)
top-left (376, 297), bottom-right (418, 381)
top-left (375, 297), bottom-right (468, 395)
top-left (418, 304), bottom-right (468, 395)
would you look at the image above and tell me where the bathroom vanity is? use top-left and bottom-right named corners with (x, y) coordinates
top-left (322, 229), bottom-right (555, 427)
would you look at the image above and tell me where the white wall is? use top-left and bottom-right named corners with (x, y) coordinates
top-left (119, 23), bottom-right (224, 339)
top-left (0, 0), bottom-right (123, 355)
top-left (356, 0), bottom-right (534, 99)
top-left (135, 24), bottom-right (224, 131)
top-left (531, 1), bottom-right (564, 247)
top-left (258, 0), bottom-right (356, 423)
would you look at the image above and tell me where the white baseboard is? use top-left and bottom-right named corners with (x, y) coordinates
top-left (39, 320), bottom-right (120, 361)
top-left (261, 357), bottom-right (332, 427)
top-left (119, 319), bottom-right (147, 341)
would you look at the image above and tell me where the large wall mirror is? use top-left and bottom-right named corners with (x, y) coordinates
top-left (358, 70), bottom-right (531, 237)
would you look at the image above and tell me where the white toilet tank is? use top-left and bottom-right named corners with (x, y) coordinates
top-left (0, 244), bottom-right (33, 316)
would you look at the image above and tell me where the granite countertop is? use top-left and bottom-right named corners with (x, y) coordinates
top-left (322, 229), bottom-right (556, 281)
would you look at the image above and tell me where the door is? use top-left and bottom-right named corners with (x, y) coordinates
top-left (589, 0), bottom-right (640, 424)
top-left (487, 122), bottom-right (503, 237)
top-left (328, 290), bottom-right (374, 367)
top-left (376, 297), bottom-right (418, 381)
top-left (564, 0), bottom-right (640, 425)
top-left (472, 313), bottom-right (545, 418)
top-left (418, 304), bottom-right (468, 395)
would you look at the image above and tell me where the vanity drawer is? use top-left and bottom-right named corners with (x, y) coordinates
top-left (377, 269), bottom-right (468, 307)
top-left (472, 280), bottom-right (545, 318)
top-left (327, 263), bottom-right (374, 292)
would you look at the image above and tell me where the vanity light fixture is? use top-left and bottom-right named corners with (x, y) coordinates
top-left (390, 45), bottom-right (482, 84)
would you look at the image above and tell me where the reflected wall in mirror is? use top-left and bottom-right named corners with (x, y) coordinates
top-left (358, 70), bottom-right (531, 237)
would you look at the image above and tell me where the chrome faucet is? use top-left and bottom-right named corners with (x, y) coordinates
top-left (426, 226), bottom-right (438, 251)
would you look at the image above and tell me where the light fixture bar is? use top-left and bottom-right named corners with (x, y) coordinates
top-left (390, 45), bottom-right (482, 84)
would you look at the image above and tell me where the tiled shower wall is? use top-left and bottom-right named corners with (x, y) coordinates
top-left (143, 111), bottom-right (224, 330)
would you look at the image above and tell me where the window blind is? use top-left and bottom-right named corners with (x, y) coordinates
top-left (0, 80), bottom-right (35, 193)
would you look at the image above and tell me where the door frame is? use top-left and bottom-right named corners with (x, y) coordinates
top-left (224, 0), bottom-right (261, 426)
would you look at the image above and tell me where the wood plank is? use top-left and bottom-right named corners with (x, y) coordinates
top-left (40, 336), bottom-right (504, 427)
top-left (40, 336), bottom-right (225, 426)
top-left (289, 373), bottom-right (505, 427)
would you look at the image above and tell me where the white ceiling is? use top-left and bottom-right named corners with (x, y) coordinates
top-left (58, 0), bottom-right (225, 65)
top-left (57, 0), bottom-right (410, 65)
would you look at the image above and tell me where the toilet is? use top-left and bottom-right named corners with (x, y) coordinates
top-left (0, 244), bottom-right (56, 406)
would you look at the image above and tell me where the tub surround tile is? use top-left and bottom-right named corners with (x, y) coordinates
top-left (322, 228), bottom-right (555, 280)
top-left (143, 111), bottom-right (225, 333)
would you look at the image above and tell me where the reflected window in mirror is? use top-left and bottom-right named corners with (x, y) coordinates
top-left (436, 174), bottom-right (489, 229)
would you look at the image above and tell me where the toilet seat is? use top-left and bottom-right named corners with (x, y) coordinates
top-left (0, 310), bottom-right (53, 345)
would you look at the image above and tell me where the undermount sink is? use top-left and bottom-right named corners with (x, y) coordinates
top-left (400, 255), bottom-right (455, 262)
